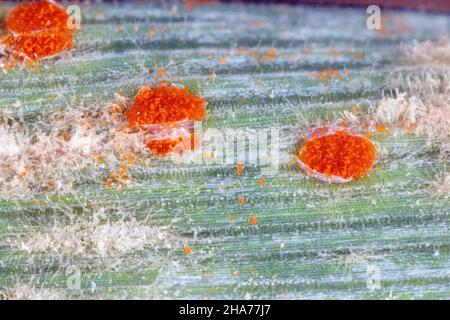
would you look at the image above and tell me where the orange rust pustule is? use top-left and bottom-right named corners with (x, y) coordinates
top-left (2, 1), bottom-right (74, 62)
top-left (125, 84), bottom-right (206, 155)
top-left (125, 85), bottom-right (206, 128)
top-left (297, 130), bottom-right (376, 180)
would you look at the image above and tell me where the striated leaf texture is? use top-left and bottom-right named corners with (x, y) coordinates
top-left (0, 2), bottom-right (449, 299)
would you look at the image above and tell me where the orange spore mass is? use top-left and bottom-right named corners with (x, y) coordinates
top-left (126, 85), bottom-right (206, 127)
top-left (297, 130), bottom-right (376, 181)
top-left (183, 246), bottom-right (191, 254)
top-left (2, 1), bottom-right (74, 62)
top-left (146, 137), bottom-right (184, 156)
top-left (125, 84), bottom-right (206, 155)
top-left (236, 162), bottom-right (244, 175)
top-left (248, 216), bottom-right (257, 224)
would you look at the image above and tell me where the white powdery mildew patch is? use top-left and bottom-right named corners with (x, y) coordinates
top-left (379, 39), bottom-right (450, 143)
top-left (375, 93), bottom-right (425, 128)
top-left (375, 72), bottom-right (449, 146)
top-left (0, 286), bottom-right (69, 300)
top-left (402, 38), bottom-right (450, 66)
top-left (432, 171), bottom-right (450, 198)
top-left (0, 124), bottom-right (27, 157)
top-left (0, 95), bottom-right (149, 199)
top-left (373, 88), bottom-right (449, 197)
top-left (11, 211), bottom-right (179, 258)
top-left (380, 41), bottom-right (450, 197)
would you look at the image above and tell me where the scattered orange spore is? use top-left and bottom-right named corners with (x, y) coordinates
top-left (228, 215), bottom-right (236, 221)
top-left (261, 47), bottom-right (276, 61)
top-left (328, 49), bottom-right (342, 57)
top-left (120, 152), bottom-right (138, 165)
top-left (311, 69), bottom-right (347, 85)
top-left (258, 178), bottom-right (266, 186)
top-left (353, 51), bottom-right (365, 60)
top-left (248, 216), bottom-right (257, 225)
top-left (240, 98), bottom-right (249, 105)
top-left (157, 67), bottom-right (166, 78)
top-left (249, 50), bottom-right (260, 59)
top-left (375, 124), bottom-right (389, 132)
top-left (1, 1), bottom-right (75, 63)
top-left (147, 27), bottom-right (157, 40)
top-left (183, 245), bottom-right (191, 254)
top-left (296, 128), bottom-right (376, 181)
top-left (219, 57), bottom-right (225, 64)
top-left (236, 162), bottom-right (244, 175)
top-left (103, 163), bottom-right (130, 191)
top-left (239, 197), bottom-right (246, 205)
top-left (364, 132), bottom-right (373, 139)
top-left (125, 83), bottom-right (206, 156)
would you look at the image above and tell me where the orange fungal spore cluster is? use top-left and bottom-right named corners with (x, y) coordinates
top-left (125, 83), bottom-right (206, 155)
top-left (297, 128), bottom-right (376, 182)
top-left (125, 85), bottom-right (206, 127)
top-left (311, 69), bottom-right (346, 85)
top-left (146, 137), bottom-right (185, 155)
top-left (1, 1), bottom-right (74, 63)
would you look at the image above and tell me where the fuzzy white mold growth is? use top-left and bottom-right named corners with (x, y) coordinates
top-left (432, 171), bottom-right (450, 198)
top-left (0, 286), bottom-right (69, 300)
top-left (372, 91), bottom-right (449, 163)
top-left (402, 38), bottom-right (450, 66)
top-left (12, 212), bottom-right (179, 258)
top-left (374, 93), bottom-right (427, 129)
top-left (0, 96), bottom-right (150, 199)
top-left (376, 68), bottom-right (449, 143)
top-left (0, 125), bottom-right (26, 157)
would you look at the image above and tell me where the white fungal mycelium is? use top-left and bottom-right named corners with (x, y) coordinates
top-left (0, 95), bottom-right (149, 199)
